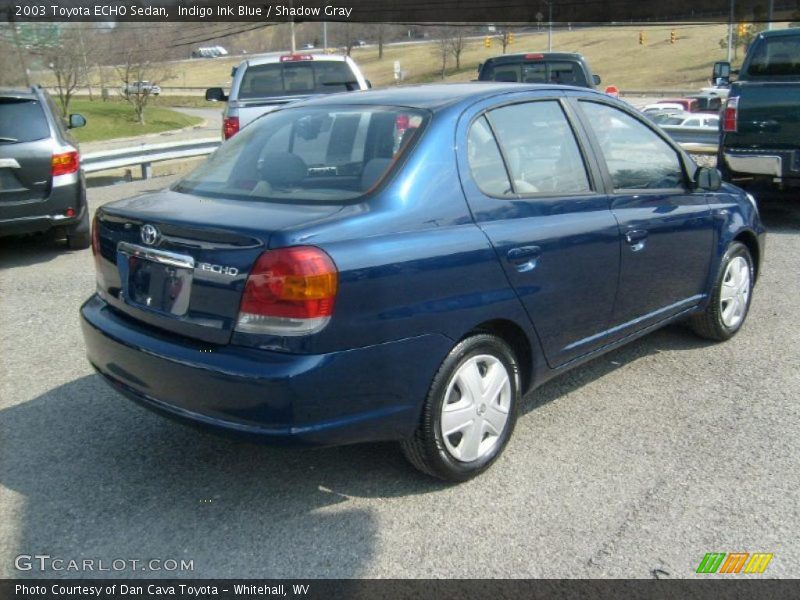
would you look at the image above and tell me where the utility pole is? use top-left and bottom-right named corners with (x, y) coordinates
top-left (727, 0), bottom-right (734, 63)
top-left (323, 21), bottom-right (328, 50)
top-left (290, 21), bottom-right (296, 52)
top-left (548, 1), bottom-right (553, 51)
top-left (767, 0), bottom-right (774, 30)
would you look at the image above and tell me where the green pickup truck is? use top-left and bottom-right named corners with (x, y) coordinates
top-left (714, 28), bottom-right (800, 190)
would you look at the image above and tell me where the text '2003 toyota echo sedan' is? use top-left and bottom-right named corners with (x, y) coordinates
top-left (81, 83), bottom-right (765, 481)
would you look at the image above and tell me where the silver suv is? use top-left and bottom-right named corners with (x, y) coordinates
top-left (206, 53), bottom-right (370, 140)
top-left (0, 86), bottom-right (89, 249)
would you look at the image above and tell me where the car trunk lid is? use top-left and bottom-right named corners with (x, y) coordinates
top-left (94, 188), bottom-right (345, 345)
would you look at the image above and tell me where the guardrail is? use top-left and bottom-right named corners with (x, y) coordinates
top-left (82, 138), bottom-right (220, 179)
top-left (661, 125), bottom-right (720, 154)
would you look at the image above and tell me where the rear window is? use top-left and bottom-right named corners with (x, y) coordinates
top-left (0, 99), bottom-right (50, 143)
top-left (480, 60), bottom-right (588, 86)
top-left (238, 61), bottom-right (359, 98)
top-left (175, 106), bottom-right (427, 203)
top-left (747, 36), bottom-right (800, 77)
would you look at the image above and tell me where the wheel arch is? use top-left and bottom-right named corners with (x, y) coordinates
top-left (733, 229), bottom-right (761, 281)
top-left (466, 318), bottom-right (534, 395)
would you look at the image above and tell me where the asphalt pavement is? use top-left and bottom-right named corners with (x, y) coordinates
top-left (0, 176), bottom-right (798, 579)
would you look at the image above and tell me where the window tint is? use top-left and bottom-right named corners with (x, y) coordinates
top-left (488, 101), bottom-right (591, 194)
top-left (580, 101), bottom-right (685, 191)
top-left (467, 116), bottom-right (511, 197)
top-left (0, 99), bottom-right (50, 143)
top-left (176, 106), bottom-right (425, 202)
top-left (238, 61), bottom-right (358, 98)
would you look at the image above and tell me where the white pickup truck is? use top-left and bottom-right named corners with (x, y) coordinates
top-left (205, 53), bottom-right (370, 139)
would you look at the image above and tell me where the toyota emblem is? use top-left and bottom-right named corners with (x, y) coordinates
top-left (140, 224), bottom-right (160, 246)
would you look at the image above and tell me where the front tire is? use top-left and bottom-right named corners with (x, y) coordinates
top-left (402, 334), bottom-right (520, 482)
top-left (690, 241), bottom-right (754, 341)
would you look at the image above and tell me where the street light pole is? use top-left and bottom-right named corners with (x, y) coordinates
top-left (548, 1), bottom-right (553, 51)
top-left (727, 0), bottom-right (734, 63)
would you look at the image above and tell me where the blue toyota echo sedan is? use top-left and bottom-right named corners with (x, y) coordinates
top-left (81, 83), bottom-right (765, 481)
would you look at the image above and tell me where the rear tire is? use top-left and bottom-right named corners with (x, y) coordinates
top-left (690, 242), bottom-right (754, 341)
top-left (402, 333), bottom-right (520, 482)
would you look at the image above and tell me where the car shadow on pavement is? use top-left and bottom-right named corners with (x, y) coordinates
top-left (522, 322), bottom-right (710, 415)
top-left (0, 234), bottom-right (78, 269)
top-left (0, 373), bottom-right (447, 579)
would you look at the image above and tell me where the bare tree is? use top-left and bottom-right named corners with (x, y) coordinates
top-left (434, 28), bottom-right (455, 79)
top-left (448, 29), bottom-right (467, 70)
top-left (116, 43), bottom-right (170, 125)
top-left (45, 41), bottom-right (83, 117)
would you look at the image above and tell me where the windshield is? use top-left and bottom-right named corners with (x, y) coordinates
top-left (238, 61), bottom-right (359, 98)
top-left (480, 60), bottom-right (588, 86)
top-left (175, 106), bottom-right (427, 203)
top-left (747, 36), bottom-right (800, 77)
top-left (0, 99), bottom-right (50, 143)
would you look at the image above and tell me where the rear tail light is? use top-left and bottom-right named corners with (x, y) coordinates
top-left (236, 246), bottom-right (338, 336)
top-left (223, 116), bottom-right (240, 139)
top-left (723, 96), bottom-right (738, 132)
top-left (51, 150), bottom-right (79, 176)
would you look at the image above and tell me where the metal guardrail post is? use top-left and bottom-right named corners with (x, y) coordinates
top-left (141, 162), bottom-right (153, 179)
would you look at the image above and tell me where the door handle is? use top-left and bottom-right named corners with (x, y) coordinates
top-left (624, 229), bottom-right (648, 252)
top-left (507, 246), bottom-right (541, 272)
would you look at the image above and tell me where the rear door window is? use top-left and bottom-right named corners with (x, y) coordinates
top-left (0, 99), bottom-right (51, 143)
top-left (487, 100), bottom-right (592, 195)
top-left (238, 61), bottom-right (358, 98)
top-left (467, 116), bottom-right (512, 197)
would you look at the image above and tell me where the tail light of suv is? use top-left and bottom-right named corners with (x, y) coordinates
top-left (722, 96), bottom-right (738, 132)
top-left (51, 150), bottom-right (80, 176)
top-left (223, 116), bottom-right (240, 139)
top-left (235, 246), bottom-right (338, 336)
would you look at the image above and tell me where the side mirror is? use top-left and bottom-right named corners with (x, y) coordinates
top-left (365, 79), bottom-right (373, 89)
top-left (696, 166), bottom-right (722, 191)
top-left (712, 61), bottom-right (732, 86)
top-left (592, 74), bottom-right (602, 86)
top-left (68, 114), bottom-right (86, 129)
top-left (205, 87), bottom-right (228, 102)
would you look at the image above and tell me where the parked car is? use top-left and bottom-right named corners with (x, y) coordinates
top-left (82, 83), bottom-right (764, 481)
top-left (301, 43), bottom-right (315, 50)
top-left (647, 111), bottom-right (691, 125)
top-left (477, 52), bottom-right (601, 88)
top-left (0, 85), bottom-right (89, 248)
top-left (714, 28), bottom-right (800, 190)
top-left (192, 46), bottom-right (228, 58)
top-left (675, 114), bottom-right (720, 129)
top-left (685, 93), bottom-right (723, 113)
top-left (654, 97), bottom-right (699, 113)
top-left (122, 81), bottom-right (161, 96)
top-left (205, 54), bottom-right (370, 140)
top-left (642, 102), bottom-right (684, 115)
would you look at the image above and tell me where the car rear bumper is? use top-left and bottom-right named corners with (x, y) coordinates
top-left (722, 147), bottom-right (800, 185)
top-left (0, 173), bottom-right (86, 236)
top-left (80, 295), bottom-right (451, 446)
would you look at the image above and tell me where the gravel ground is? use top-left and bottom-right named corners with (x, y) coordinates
top-left (0, 176), bottom-right (798, 579)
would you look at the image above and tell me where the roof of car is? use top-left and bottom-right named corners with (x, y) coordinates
top-left (0, 87), bottom-right (39, 100)
top-left (758, 28), bottom-right (800, 39)
top-left (484, 52), bottom-right (584, 62)
top-left (293, 82), bottom-right (602, 111)
top-left (243, 53), bottom-right (349, 67)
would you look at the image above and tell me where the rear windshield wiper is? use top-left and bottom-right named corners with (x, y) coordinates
top-left (0, 137), bottom-right (19, 143)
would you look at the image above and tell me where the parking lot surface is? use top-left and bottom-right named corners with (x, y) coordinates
top-left (1, 176), bottom-right (798, 579)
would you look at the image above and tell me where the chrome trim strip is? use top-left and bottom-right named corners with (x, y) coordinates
top-left (117, 241), bottom-right (195, 270)
top-left (0, 158), bottom-right (21, 169)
